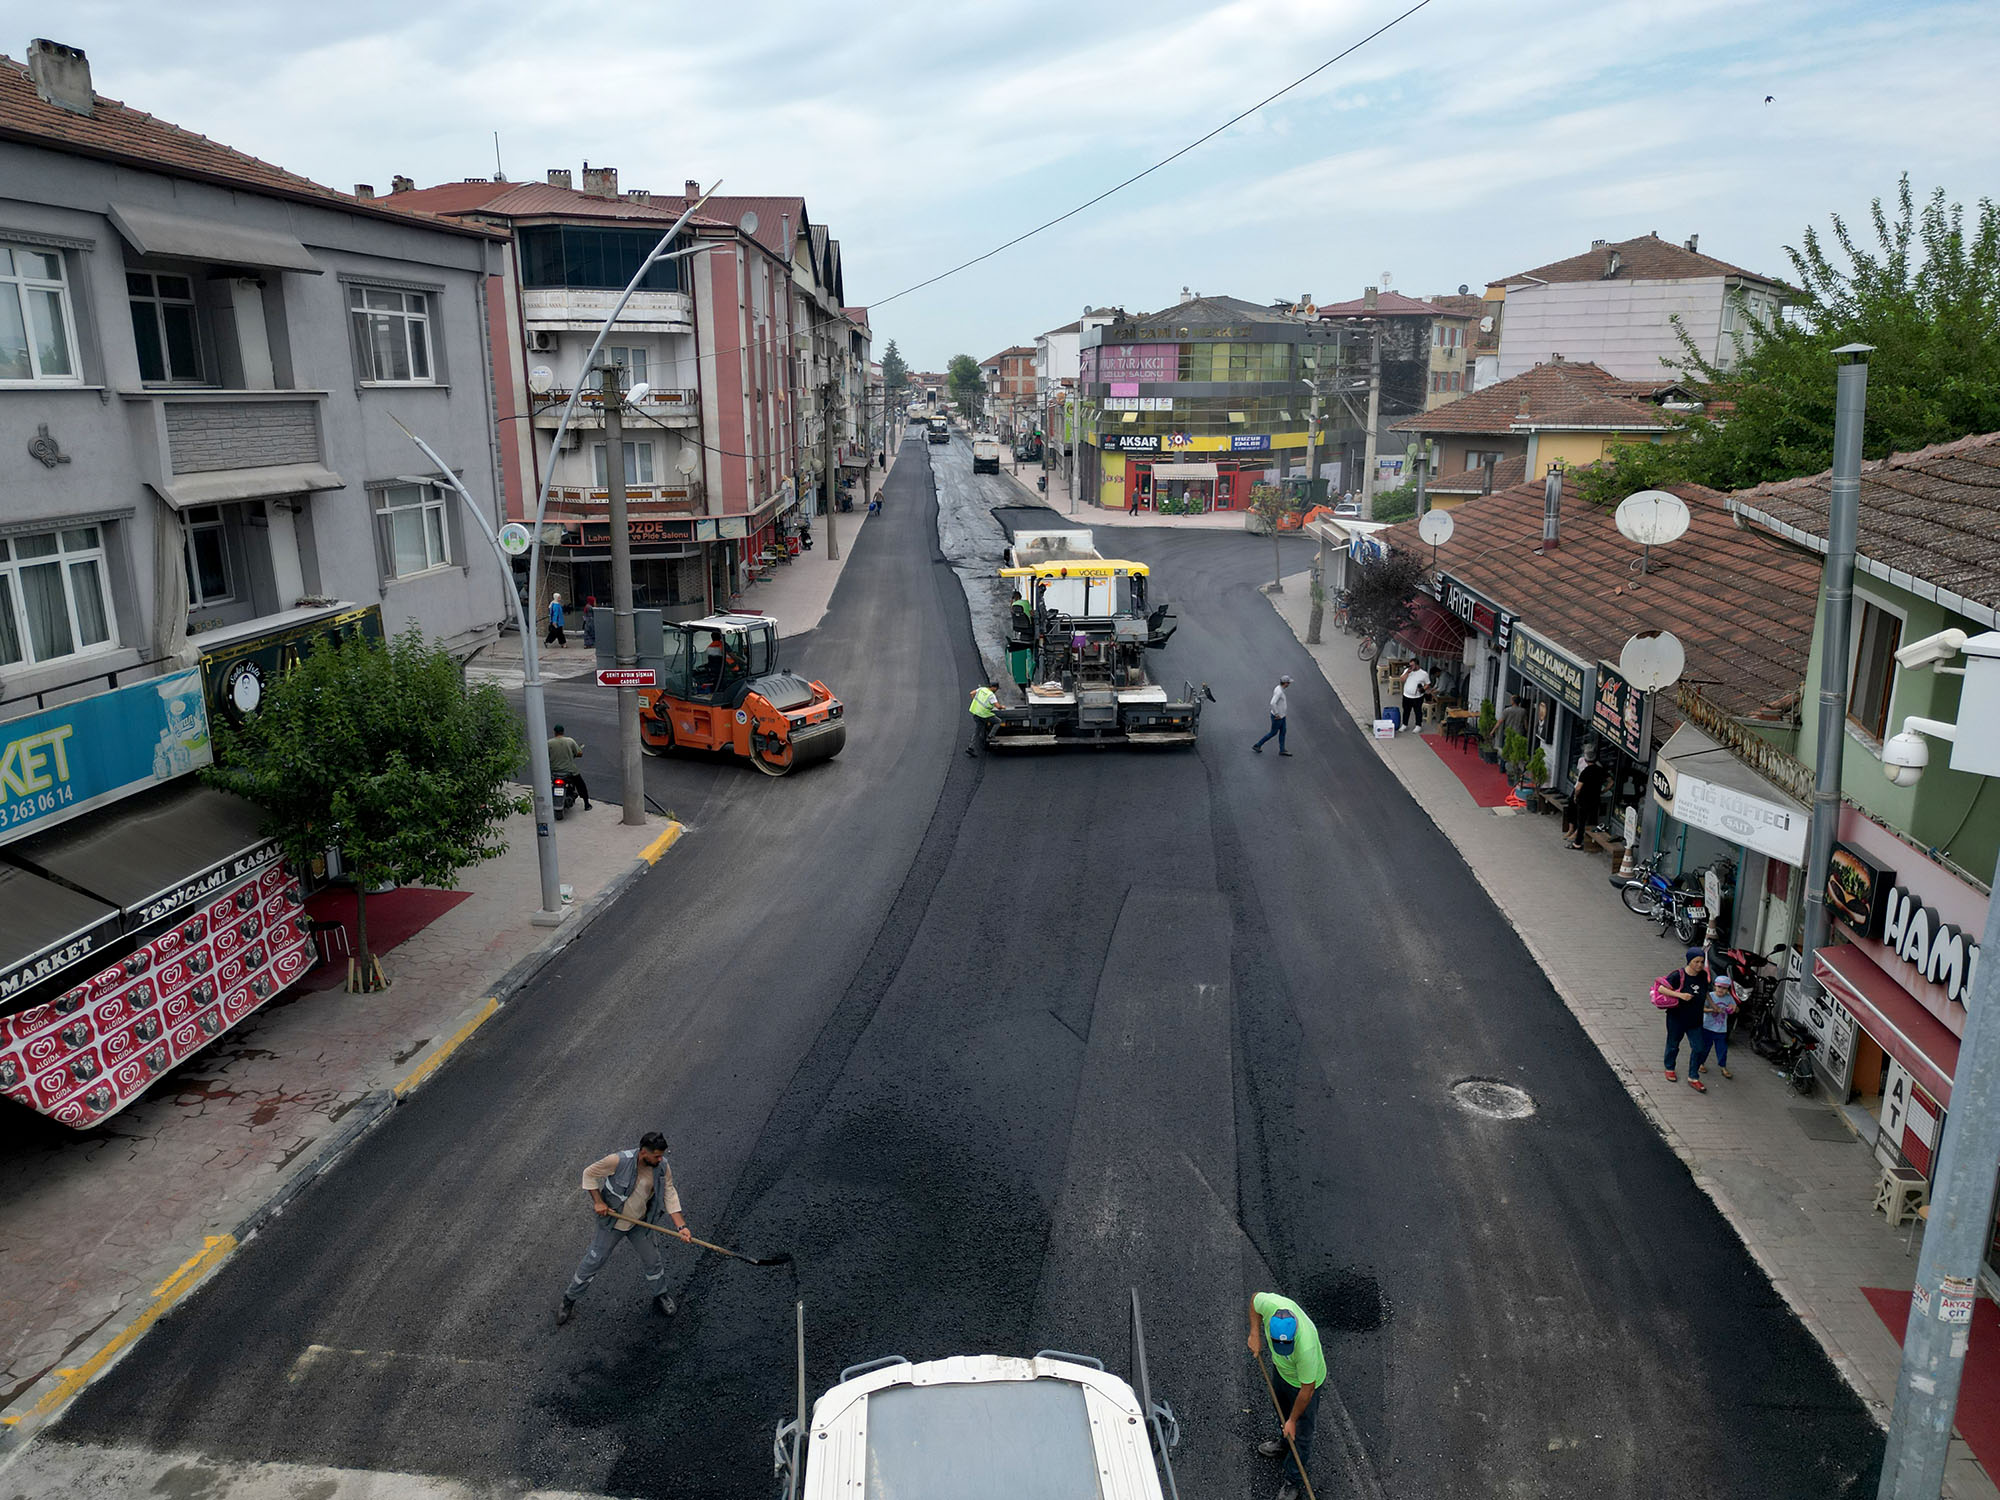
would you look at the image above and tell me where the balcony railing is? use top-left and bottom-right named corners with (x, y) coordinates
top-left (522, 287), bottom-right (693, 331)
top-left (530, 386), bottom-right (698, 428)
top-left (548, 483), bottom-right (701, 512)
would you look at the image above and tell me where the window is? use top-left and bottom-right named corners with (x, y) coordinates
top-left (128, 271), bottom-right (202, 382)
top-left (376, 484), bottom-right (450, 576)
top-left (592, 441), bottom-right (655, 485)
top-left (0, 245), bottom-right (79, 383)
top-left (350, 286), bottom-right (433, 383)
top-left (0, 525), bottom-right (116, 666)
top-left (606, 345), bottom-right (648, 389)
top-left (517, 227), bottom-right (682, 292)
top-left (1848, 601), bottom-right (1902, 742)
top-left (1466, 450), bottom-right (1505, 471)
top-left (184, 506), bottom-right (234, 606)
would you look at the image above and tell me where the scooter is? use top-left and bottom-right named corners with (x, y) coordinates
top-left (552, 773), bottom-right (579, 821)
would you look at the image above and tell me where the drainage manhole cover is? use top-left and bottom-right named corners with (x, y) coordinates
top-left (1452, 1079), bottom-right (1535, 1119)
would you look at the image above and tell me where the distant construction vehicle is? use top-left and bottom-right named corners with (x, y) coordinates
top-left (927, 415), bottom-right (950, 445)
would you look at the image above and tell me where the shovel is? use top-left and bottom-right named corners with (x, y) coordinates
top-left (610, 1214), bottom-right (793, 1268)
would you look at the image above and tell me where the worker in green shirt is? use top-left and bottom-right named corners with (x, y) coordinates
top-left (1249, 1291), bottom-right (1325, 1500)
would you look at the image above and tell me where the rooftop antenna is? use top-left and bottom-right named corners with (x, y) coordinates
top-left (493, 131), bottom-right (504, 182)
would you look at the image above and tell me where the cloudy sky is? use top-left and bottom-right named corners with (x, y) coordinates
top-left (33, 0), bottom-right (2000, 370)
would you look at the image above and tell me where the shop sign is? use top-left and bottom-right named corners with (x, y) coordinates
top-left (0, 670), bottom-right (213, 847)
top-left (199, 606), bottom-right (383, 730)
top-left (1434, 572), bottom-right (1516, 651)
top-left (1799, 980), bottom-right (1858, 1094)
top-left (578, 519), bottom-right (694, 547)
top-left (1351, 535), bottom-right (1387, 565)
top-left (1097, 344), bottom-right (1176, 382)
top-left (1104, 434), bottom-right (1161, 453)
top-left (1592, 662), bottom-right (1650, 760)
top-left (1508, 627), bottom-right (1591, 719)
top-left (1827, 842), bottom-right (1894, 938)
top-left (1878, 1059), bottom-right (1942, 1174)
top-left (1104, 397), bottom-right (1173, 412)
top-left (1827, 827), bottom-right (1983, 1009)
top-left (1660, 768), bottom-right (1808, 866)
top-left (1230, 435), bottom-right (1271, 452)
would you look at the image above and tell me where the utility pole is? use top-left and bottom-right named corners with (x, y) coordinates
top-left (599, 365), bottom-right (646, 827)
top-left (1359, 315), bottom-right (1382, 520)
top-left (822, 378), bottom-right (840, 560)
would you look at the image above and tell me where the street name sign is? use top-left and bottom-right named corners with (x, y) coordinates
top-left (596, 669), bottom-right (657, 687)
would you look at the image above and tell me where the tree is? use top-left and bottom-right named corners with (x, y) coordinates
top-left (947, 353), bottom-right (983, 420)
top-left (1345, 548), bottom-right (1429, 719)
top-left (203, 627), bottom-right (527, 992)
top-left (1576, 176), bottom-right (2000, 506)
top-left (880, 340), bottom-right (909, 392)
top-left (1246, 482), bottom-right (1290, 593)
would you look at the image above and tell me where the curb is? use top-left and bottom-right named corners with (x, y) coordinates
top-left (0, 821), bottom-right (686, 1456)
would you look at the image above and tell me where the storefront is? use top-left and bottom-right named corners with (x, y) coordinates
top-left (1429, 571), bottom-right (1518, 715)
top-left (1650, 723), bottom-right (1810, 952)
top-left (1505, 625), bottom-right (1595, 796)
top-left (1381, 595), bottom-right (1469, 719)
top-left (1802, 807), bottom-right (1992, 1280)
top-left (1585, 660), bottom-right (1656, 843)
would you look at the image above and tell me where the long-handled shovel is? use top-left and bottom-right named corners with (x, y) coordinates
top-left (1251, 1344), bottom-right (1320, 1500)
top-left (611, 1214), bottom-right (793, 1268)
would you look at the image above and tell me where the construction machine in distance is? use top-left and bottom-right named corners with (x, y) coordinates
top-left (635, 613), bottom-right (845, 776)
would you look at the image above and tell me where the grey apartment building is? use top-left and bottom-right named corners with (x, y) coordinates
top-left (0, 41), bottom-right (512, 1129)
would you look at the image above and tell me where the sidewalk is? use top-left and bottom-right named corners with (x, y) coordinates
top-left (1267, 570), bottom-right (1997, 1500)
top-left (0, 805), bottom-right (675, 1452)
top-left (1001, 461), bottom-right (1255, 530)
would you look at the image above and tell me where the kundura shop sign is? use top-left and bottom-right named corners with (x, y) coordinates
top-left (1507, 626), bottom-right (1592, 720)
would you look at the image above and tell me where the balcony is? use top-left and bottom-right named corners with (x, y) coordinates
top-left (522, 287), bottom-right (693, 333)
top-left (121, 388), bottom-right (343, 507)
top-left (531, 386), bottom-right (698, 429)
top-left (547, 482), bottom-right (702, 514)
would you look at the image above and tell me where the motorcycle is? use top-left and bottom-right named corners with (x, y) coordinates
top-left (1718, 943), bottom-right (1787, 1038)
top-left (1610, 852), bottom-right (1706, 943)
top-left (551, 773), bottom-right (579, 821)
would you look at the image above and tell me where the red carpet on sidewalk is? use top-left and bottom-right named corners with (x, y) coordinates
top-left (298, 886), bottom-right (472, 991)
top-left (1419, 730), bottom-right (1524, 810)
top-left (1865, 1287), bottom-right (2000, 1476)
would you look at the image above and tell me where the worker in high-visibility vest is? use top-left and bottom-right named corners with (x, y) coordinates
top-left (966, 684), bottom-right (1000, 757)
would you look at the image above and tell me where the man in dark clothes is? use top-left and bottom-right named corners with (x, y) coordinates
top-left (1565, 747), bottom-right (1608, 849)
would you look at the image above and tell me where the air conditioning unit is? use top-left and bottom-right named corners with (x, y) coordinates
top-left (528, 330), bottom-right (559, 353)
top-left (557, 429), bottom-right (583, 451)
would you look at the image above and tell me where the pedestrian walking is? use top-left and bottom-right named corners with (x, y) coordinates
top-left (547, 724), bottom-right (591, 811)
top-left (1692, 969), bottom-right (1739, 1080)
top-left (581, 595), bottom-right (598, 650)
top-left (557, 1131), bottom-right (692, 1326)
top-left (966, 682), bottom-right (1000, 756)
top-left (1252, 675), bottom-right (1293, 756)
top-left (1563, 747), bottom-right (1607, 850)
top-left (1249, 1291), bottom-right (1324, 1500)
top-left (546, 592), bottom-right (567, 648)
top-left (1656, 947), bottom-right (1713, 1091)
top-left (1491, 692), bottom-right (1527, 752)
top-left (1399, 662), bottom-right (1431, 733)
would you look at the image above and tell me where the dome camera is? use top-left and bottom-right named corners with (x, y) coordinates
top-left (1883, 728), bottom-right (1929, 787)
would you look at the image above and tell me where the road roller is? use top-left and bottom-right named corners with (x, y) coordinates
top-left (637, 613), bottom-right (845, 776)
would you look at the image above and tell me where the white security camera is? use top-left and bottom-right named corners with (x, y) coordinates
top-left (1895, 628), bottom-right (1968, 671)
top-left (1883, 728), bottom-right (1930, 787)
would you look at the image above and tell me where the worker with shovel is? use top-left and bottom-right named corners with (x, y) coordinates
top-left (1248, 1291), bottom-right (1325, 1500)
top-left (557, 1131), bottom-right (692, 1326)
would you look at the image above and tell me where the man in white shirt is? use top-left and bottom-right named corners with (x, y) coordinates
top-left (1400, 664), bottom-right (1431, 733)
top-left (1252, 675), bottom-right (1293, 756)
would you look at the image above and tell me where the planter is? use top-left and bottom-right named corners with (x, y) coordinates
top-left (1478, 747), bottom-right (1500, 764)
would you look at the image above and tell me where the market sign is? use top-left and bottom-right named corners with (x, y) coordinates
top-left (1433, 572), bottom-right (1517, 651)
top-left (0, 670), bottom-right (212, 847)
top-left (1230, 435), bottom-right (1271, 452)
top-left (1104, 434), bottom-right (1161, 453)
top-left (1592, 661), bottom-right (1650, 760)
top-left (1508, 626), bottom-right (1592, 720)
top-left (199, 605), bottom-right (384, 727)
top-left (577, 519), bottom-right (695, 546)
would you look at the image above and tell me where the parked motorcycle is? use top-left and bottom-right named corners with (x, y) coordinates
top-left (1719, 943), bottom-right (1788, 1038)
top-left (552, 773), bottom-right (579, 821)
top-left (1610, 852), bottom-right (1706, 943)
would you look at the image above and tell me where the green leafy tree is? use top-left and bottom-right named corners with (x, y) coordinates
top-left (1577, 176), bottom-right (2000, 506)
top-left (202, 627), bottom-right (527, 992)
top-left (1370, 476), bottom-right (1419, 524)
top-left (880, 340), bottom-right (909, 392)
top-left (1345, 548), bottom-right (1429, 719)
top-left (947, 353), bottom-right (984, 420)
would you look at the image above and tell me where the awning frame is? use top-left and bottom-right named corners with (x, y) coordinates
top-left (108, 202), bottom-right (323, 275)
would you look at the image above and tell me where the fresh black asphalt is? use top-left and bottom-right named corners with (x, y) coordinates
top-left (55, 434), bottom-right (1883, 1498)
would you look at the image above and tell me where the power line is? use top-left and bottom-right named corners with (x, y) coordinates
top-left (870, 0), bottom-right (1436, 310)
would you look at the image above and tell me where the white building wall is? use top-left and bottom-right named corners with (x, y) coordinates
top-left (1496, 278), bottom-right (1730, 382)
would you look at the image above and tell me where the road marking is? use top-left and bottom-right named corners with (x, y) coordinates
top-left (1, 1235), bottom-right (236, 1427)
top-left (639, 820), bottom-right (686, 866)
top-left (391, 996), bottom-right (499, 1100)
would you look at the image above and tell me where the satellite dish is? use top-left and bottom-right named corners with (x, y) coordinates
top-left (1620, 629), bottom-right (1686, 691)
top-left (1458, 283), bottom-right (1470, 295)
top-left (738, 210), bottom-right (760, 236)
top-left (528, 365), bottom-right (555, 395)
top-left (1418, 510), bottom-right (1455, 547)
top-left (674, 444), bottom-right (700, 475)
top-left (1615, 489), bottom-right (1691, 546)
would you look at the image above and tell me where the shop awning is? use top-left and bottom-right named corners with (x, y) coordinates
top-left (1394, 595), bottom-right (1469, 657)
top-left (1154, 463), bottom-right (1218, 480)
top-left (108, 202), bottom-right (323, 274)
top-left (1815, 945), bottom-right (1961, 1108)
top-left (1653, 724), bottom-right (1810, 866)
top-left (151, 463), bottom-right (346, 510)
top-left (0, 867), bottom-right (120, 1013)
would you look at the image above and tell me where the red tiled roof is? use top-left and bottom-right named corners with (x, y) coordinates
top-left (1426, 294), bottom-right (1487, 319)
top-left (1391, 361), bottom-right (1676, 435)
top-left (700, 195), bottom-right (807, 258)
top-left (1375, 478), bottom-right (1822, 737)
top-left (1426, 455), bottom-right (1527, 494)
top-left (387, 179), bottom-right (736, 229)
top-left (1316, 290), bottom-right (1444, 319)
top-left (0, 55), bottom-right (495, 239)
top-left (1730, 431), bottom-right (2000, 623)
top-left (1497, 233), bottom-right (1783, 290)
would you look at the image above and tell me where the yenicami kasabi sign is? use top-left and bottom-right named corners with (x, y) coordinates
top-left (0, 670), bottom-right (211, 845)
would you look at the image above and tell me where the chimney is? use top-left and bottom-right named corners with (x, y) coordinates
top-left (1180, 286), bottom-right (1193, 304)
top-left (623, 189), bottom-right (651, 206)
top-left (1481, 456), bottom-right (1497, 495)
top-left (548, 168), bottom-right (573, 190)
top-left (1684, 233), bottom-right (1700, 253)
top-left (684, 178), bottom-right (701, 199)
top-left (1590, 238), bottom-right (1606, 248)
top-left (1542, 466), bottom-right (1563, 551)
top-left (581, 163), bottom-right (618, 198)
top-left (1364, 286), bottom-right (1378, 310)
top-left (27, 39), bottom-right (92, 117)
top-left (390, 175), bottom-right (414, 195)
top-left (354, 183), bottom-right (375, 200)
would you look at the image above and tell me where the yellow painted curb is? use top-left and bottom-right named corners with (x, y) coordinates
top-left (392, 996), bottom-right (499, 1100)
top-left (639, 820), bottom-right (686, 867)
top-left (2, 1234), bottom-right (237, 1426)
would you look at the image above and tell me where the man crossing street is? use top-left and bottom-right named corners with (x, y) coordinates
top-left (966, 682), bottom-right (1001, 756)
top-left (1252, 675), bottom-right (1293, 756)
top-left (557, 1132), bottom-right (692, 1326)
top-left (1249, 1290), bottom-right (1326, 1500)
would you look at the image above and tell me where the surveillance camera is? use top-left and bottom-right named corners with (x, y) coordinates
top-left (1882, 728), bottom-right (1929, 787)
top-left (1894, 628), bottom-right (1968, 671)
